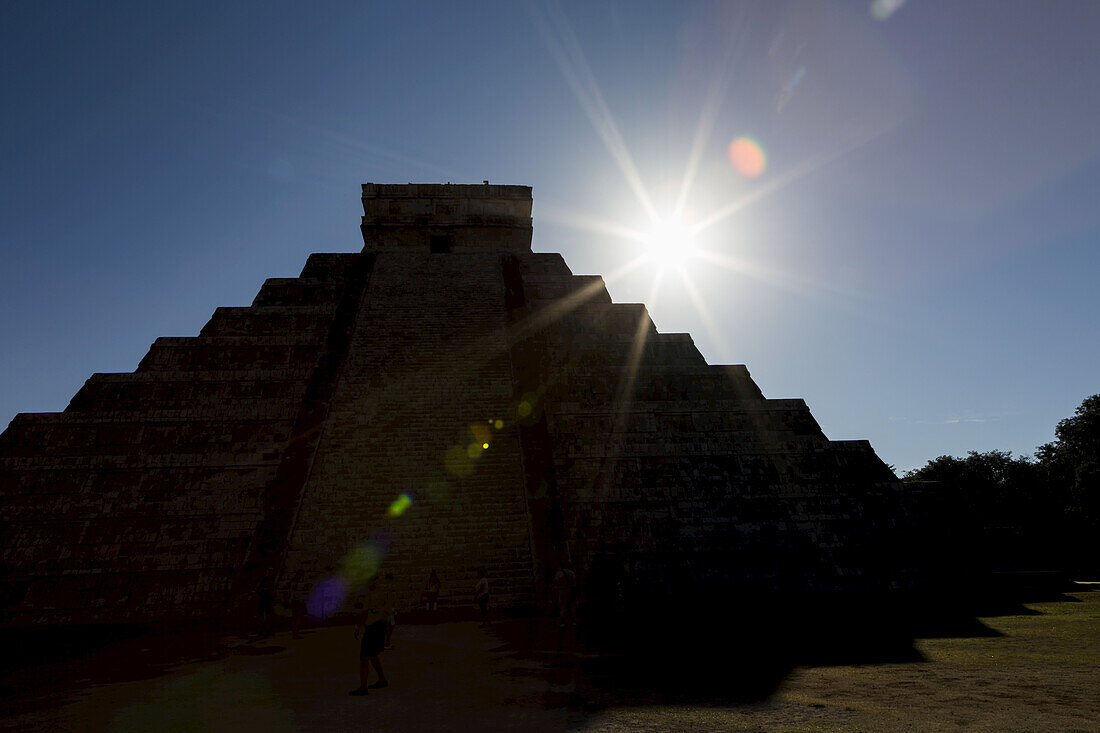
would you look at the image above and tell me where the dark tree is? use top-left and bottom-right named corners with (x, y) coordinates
top-left (904, 450), bottom-right (1049, 570)
top-left (1036, 395), bottom-right (1100, 567)
top-left (904, 395), bottom-right (1099, 574)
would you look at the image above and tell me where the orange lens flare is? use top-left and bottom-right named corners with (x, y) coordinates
top-left (729, 137), bottom-right (766, 178)
top-left (469, 423), bottom-right (491, 445)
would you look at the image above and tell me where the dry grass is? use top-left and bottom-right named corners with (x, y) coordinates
top-left (584, 585), bottom-right (1099, 731)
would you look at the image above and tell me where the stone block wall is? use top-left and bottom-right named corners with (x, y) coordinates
top-left (0, 184), bottom-right (920, 627)
top-left (279, 250), bottom-right (536, 613)
top-left (0, 254), bottom-right (362, 624)
top-left (503, 252), bottom-right (906, 602)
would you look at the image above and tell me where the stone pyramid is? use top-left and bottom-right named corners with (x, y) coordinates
top-left (0, 184), bottom-right (919, 626)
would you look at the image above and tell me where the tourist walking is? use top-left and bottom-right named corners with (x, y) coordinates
top-left (551, 563), bottom-right (577, 628)
top-left (349, 580), bottom-right (390, 696)
top-left (421, 569), bottom-right (441, 612)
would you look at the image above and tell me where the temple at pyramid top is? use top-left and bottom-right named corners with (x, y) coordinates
top-left (361, 182), bottom-right (533, 253)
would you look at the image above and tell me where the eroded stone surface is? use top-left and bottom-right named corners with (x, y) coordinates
top-left (0, 184), bottom-right (922, 626)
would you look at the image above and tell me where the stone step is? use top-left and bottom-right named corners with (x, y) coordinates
top-left (252, 277), bottom-right (345, 307)
top-left (17, 403), bottom-right (302, 424)
top-left (137, 341), bottom-right (323, 373)
top-left (66, 373), bottom-right (310, 411)
top-left (199, 308), bottom-right (335, 338)
top-left (298, 252), bottom-right (360, 279)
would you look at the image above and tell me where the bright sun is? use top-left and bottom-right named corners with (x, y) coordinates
top-left (643, 216), bottom-right (696, 270)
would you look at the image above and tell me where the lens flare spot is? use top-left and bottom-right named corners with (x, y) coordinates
top-left (466, 442), bottom-right (484, 459)
top-left (493, 419), bottom-right (504, 430)
top-left (388, 492), bottom-right (412, 518)
top-left (445, 444), bottom-right (474, 476)
top-left (729, 137), bottom-right (766, 178)
top-left (517, 393), bottom-right (542, 425)
top-left (341, 544), bottom-right (381, 586)
top-left (307, 576), bottom-right (346, 619)
top-left (482, 442), bottom-right (489, 450)
top-left (469, 423), bottom-right (491, 445)
top-left (870, 0), bottom-right (906, 21)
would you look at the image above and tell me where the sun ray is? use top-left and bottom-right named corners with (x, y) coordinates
top-left (692, 247), bottom-right (809, 292)
top-left (506, 255), bottom-right (649, 343)
top-left (531, 2), bottom-right (658, 221)
top-left (537, 201), bottom-right (648, 243)
top-left (593, 272), bottom-right (664, 492)
top-left (611, 270), bottom-right (664, 429)
top-left (692, 247), bottom-right (862, 301)
top-left (677, 268), bottom-right (730, 359)
top-left (673, 4), bottom-right (752, 217)
top-left (695, 153), bottom-right (830, 234)
top-left (673, 77), bottom-right (727, 219)
top-left (695, 123), bottom-right (896, 234)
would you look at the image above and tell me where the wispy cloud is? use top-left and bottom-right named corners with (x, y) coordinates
top-left (889, 412), bottom-right (1004, 425)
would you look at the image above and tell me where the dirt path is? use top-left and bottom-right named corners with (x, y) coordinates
top-left (2, 588), bottom-right (1097, 731)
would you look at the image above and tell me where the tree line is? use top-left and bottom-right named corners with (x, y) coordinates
top-left (903, 394), bottom-right (1098, 574)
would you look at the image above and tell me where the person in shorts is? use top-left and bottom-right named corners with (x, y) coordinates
top-left (349, 580), bottom-right (389, 696)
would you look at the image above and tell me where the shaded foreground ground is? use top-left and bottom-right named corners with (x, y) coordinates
top-left (2, 586), bottom-right (1097, 732)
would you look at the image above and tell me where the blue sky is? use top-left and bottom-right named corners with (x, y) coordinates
top-left (2, 0), bottom-right (1098, 473)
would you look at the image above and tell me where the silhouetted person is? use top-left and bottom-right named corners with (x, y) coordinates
top-left (421, 569), bottom-right (441, 611)
top-left (290, 569), bottom-right (307, 639)
top-left (350, 580), bottom-right (389, 696)
top-left (551, 563), bottom-right (577, 628)
top-left (474, 567), bottom-right (490, 627)
top-left (256, 569), bottom-right (275, 637)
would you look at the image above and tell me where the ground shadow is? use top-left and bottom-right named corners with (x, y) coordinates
top-left (1, 578), bottom-right (1088, 719)
top-left (482, 581), bottom-right (1091, 712)
top-left (485, 594), bottom-right (930, 710)
top-left (0, 623), bottom-right (290, 717)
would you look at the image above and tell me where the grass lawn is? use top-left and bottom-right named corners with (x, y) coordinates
top-left (587, 584), bottom-right (1099, 731)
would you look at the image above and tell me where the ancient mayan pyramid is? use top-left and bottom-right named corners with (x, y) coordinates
top-left (0, 184), bottom-right (918, 626)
